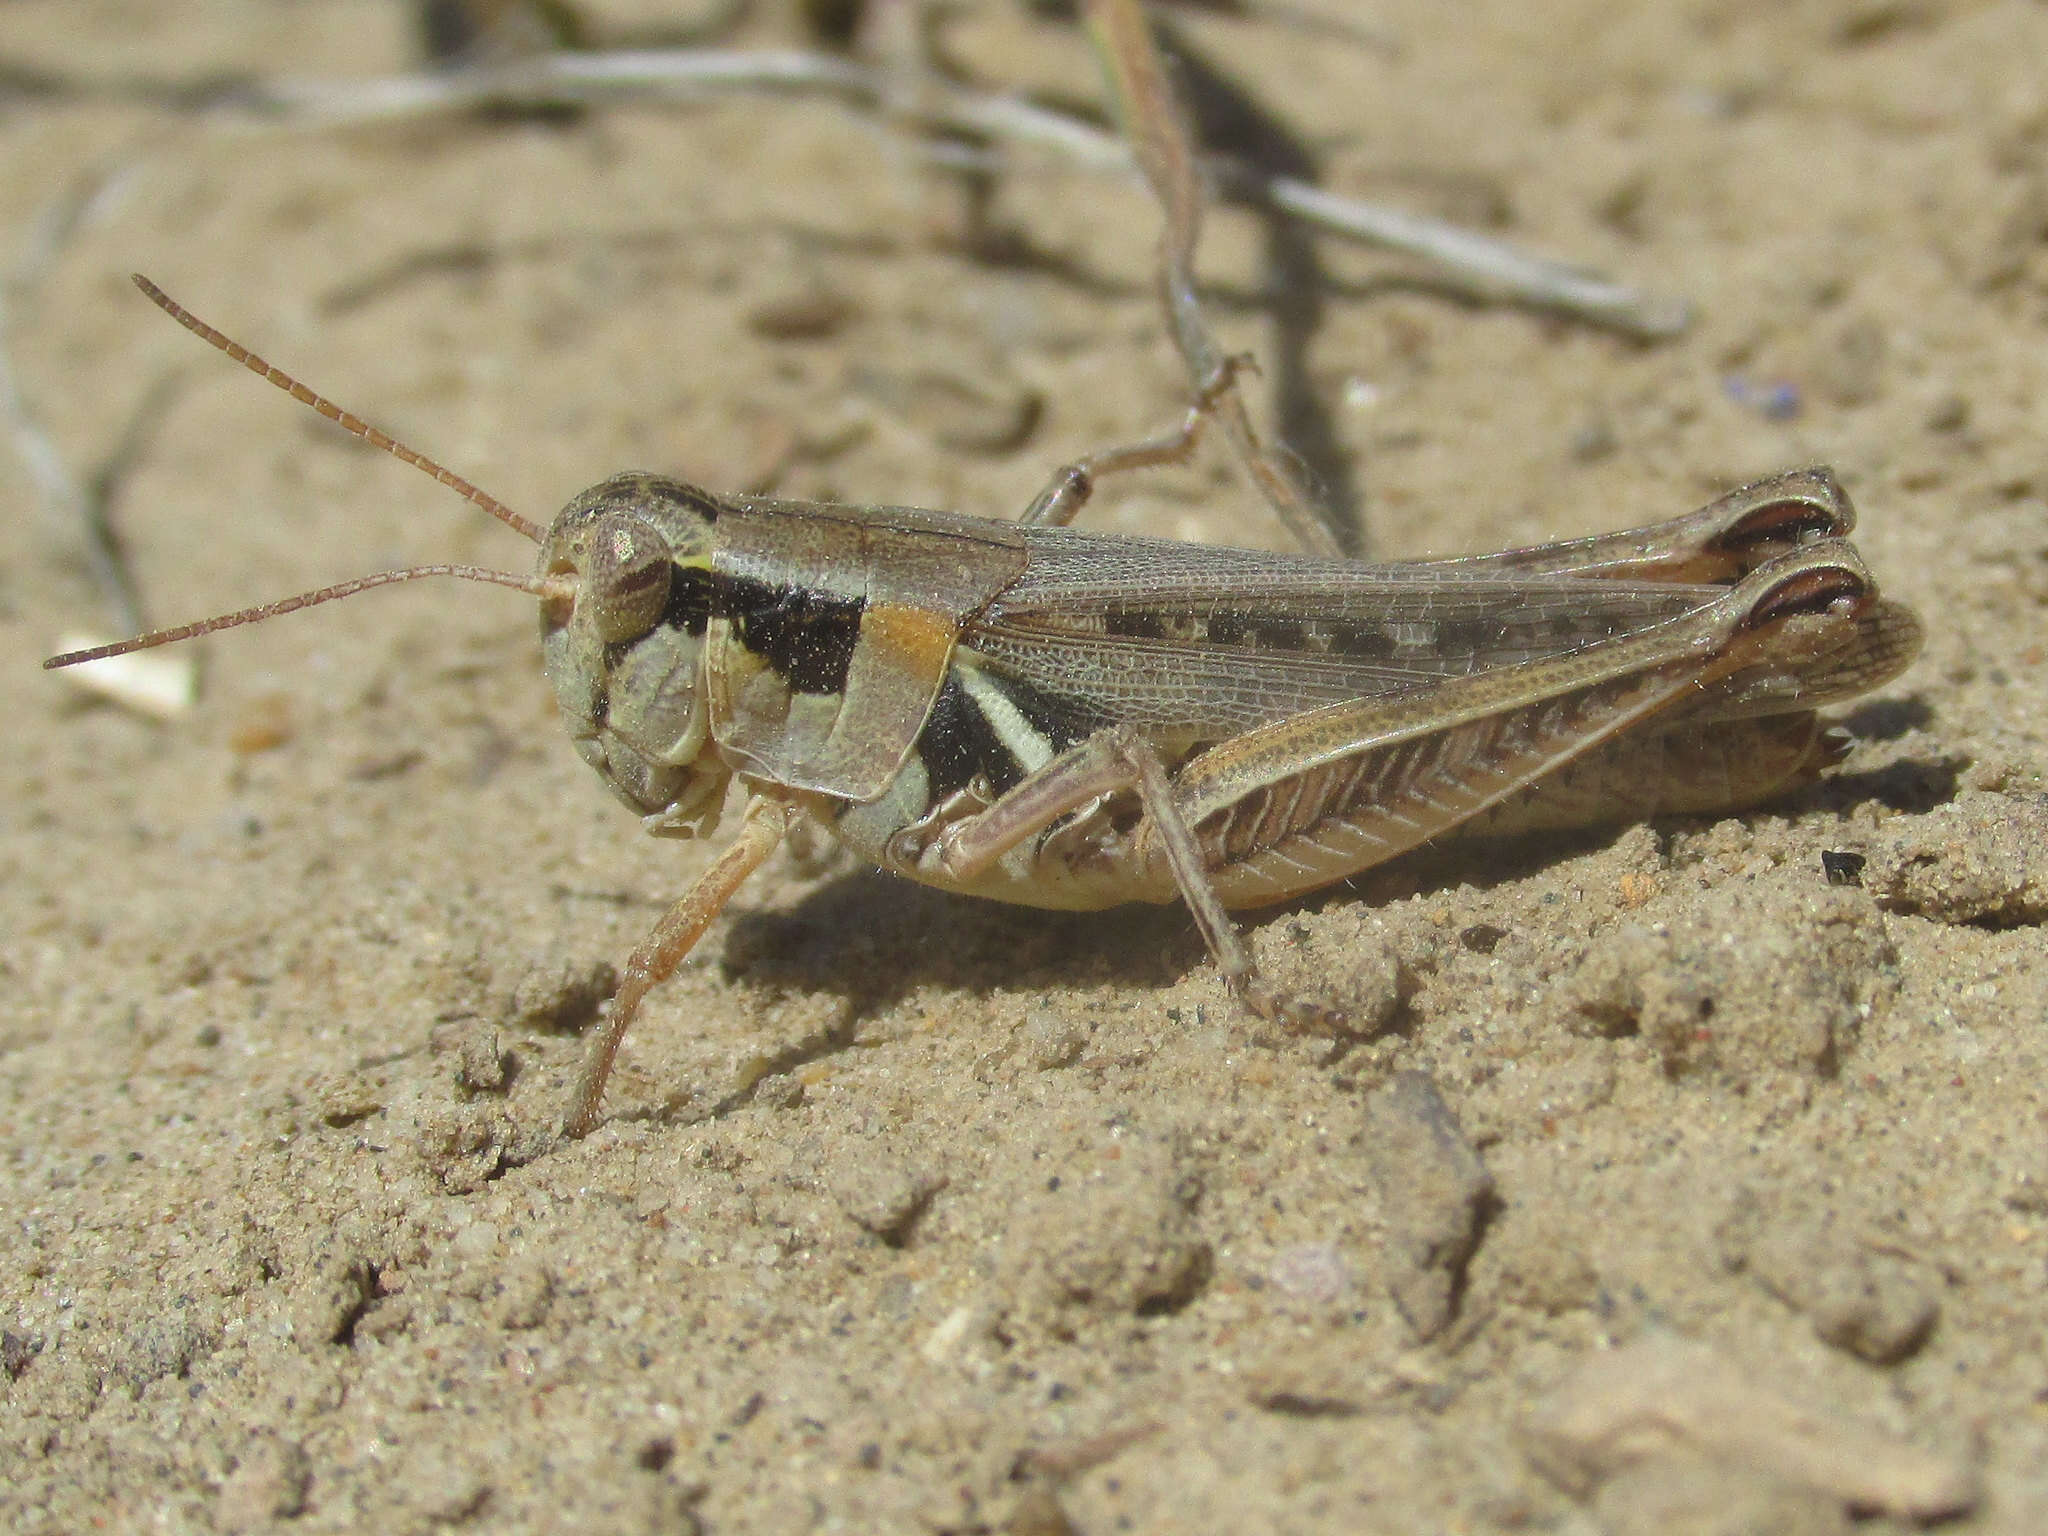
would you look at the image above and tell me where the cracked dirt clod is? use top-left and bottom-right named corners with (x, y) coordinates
top-left (1360, 1070), bottom-right (1494, 1341)
top-left (1250, 917), bottom-right (1404, 1039)
top-left (1864, 790), bottom-right (2048, 926)
top-left (496, 952), bottom-right (621, 1035)
top-left (454, 1023), bottom-right (513, 1094)
top-left (1715, 1187), bottom-right (1939, 1365)
top-left (1547, 867), bottom-right (1896, 1076)
top-left (414, 1105), bottom-right (555, 1194)
top-left (996, 1133), bottom-right (1211, 1327)
top-left (437, 945), bottom-right (622, 1038)
top-left (1591, 1451), bottom-right (1851, 1536)
top-left (1525, 1331), bottom-right (1978, 1520)
top-left (826, 1147), bottom-right (947, 1247)
top-left (291, 1243), bottom-right (377, 1350)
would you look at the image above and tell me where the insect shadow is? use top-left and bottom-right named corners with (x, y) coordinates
top-left (712, 826), bottom-right (1584, 1043)
top-left (1840, 693), bottom-right (1934, 742)
top-left (718, 868), bottom-right (1212, 1023)
top-left (1809, 752), bottom-right (1961, 817)
top-left (712, 724), bottom-right (1958, 1049)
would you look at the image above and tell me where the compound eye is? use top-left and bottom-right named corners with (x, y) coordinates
top-left (585, 513), bottom-right (673, 644)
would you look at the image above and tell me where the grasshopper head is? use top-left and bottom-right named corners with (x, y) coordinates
top-left (539, 474), bottom-right (729, 837)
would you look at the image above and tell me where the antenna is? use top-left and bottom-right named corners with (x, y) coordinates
top-left (45, 279), bottom-right (572, 673)
top-left (46, 565), bottom-right (567, 669)
top-left (132, 274), bottom-right (543, 542)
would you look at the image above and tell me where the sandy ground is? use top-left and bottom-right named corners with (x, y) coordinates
top-left (4, 1), bottom-right (2047, 1531)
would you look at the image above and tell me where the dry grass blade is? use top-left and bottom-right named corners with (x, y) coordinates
top-left (1082, 0), bottom-right (1346, 555)
top-left (218, 49), bottom-right (1687, 342)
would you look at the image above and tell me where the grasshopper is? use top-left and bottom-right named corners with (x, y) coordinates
top-left (49, 277), bottom-right (1922, 1137)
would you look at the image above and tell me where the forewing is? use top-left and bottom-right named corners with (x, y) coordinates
top-left (974, 525), bottom-right (1724, 738)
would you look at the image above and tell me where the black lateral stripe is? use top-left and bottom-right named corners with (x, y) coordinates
top-left (715, 573), bottom-right (863, 695)
top-left (916, 675), bottom-right (1004, 801)
top-left (662, 565), bottom-right (714, 636)
top-left (916, 664), bottom-right (1099, 800)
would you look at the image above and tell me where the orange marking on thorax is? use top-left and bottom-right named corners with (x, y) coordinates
top-left (859, 603), bottom-right (960, 677)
